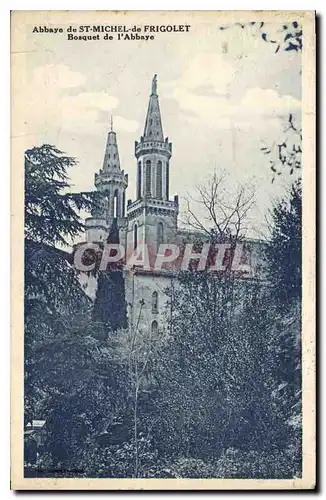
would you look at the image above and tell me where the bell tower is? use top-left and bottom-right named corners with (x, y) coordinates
top-left (85, 118), bottom-right (128, 243)
top-left (126, 75), bottom-right (179, 262)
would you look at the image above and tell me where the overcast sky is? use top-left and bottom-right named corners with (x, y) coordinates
top-left (14, 13), bottom-right (301, 239)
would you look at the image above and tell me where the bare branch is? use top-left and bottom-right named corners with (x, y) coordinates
top-left (184, 172), bottom-right (255, 242)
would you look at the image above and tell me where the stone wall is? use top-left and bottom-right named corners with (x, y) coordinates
top-left (124, 270), bottom-right (173, 335)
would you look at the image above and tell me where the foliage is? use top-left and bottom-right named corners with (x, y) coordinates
top-left (24, 145), bottom-right (96, 427)
top-left (261, 114), bottom-right (302, 180)
top-left (213, 446), bottom-right (301, 479)
top-left (93, 271), bottom-right (128, 333)
top-left (258, 21), bottom-right (302, 53)
top-left (219, 21), bottom-right (302, 53)
top-left (146, 268), bottom-right (301, 477)
top-left (93, 218), bottom-right (127, 334)
top-left (265, 180), bottom-right (302, 306)
top-left (24, 145), bottom-right (302, 480)
top-left (25, 144), bottom-right (93, 246)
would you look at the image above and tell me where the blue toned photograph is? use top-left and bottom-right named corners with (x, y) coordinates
top-left (14, 11), bottom-right (310, 486)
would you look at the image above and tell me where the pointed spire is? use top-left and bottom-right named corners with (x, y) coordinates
top-left (102, 119), bottom-right (121, 172)
top-left (143, 74), bottom-right (164, 141)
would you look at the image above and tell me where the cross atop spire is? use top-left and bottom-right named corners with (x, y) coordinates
top-left (102, 118), bottom-right (121, 172)
top-left (151, 74), bottom-right (157, 95)
top-left (143, 75), bottom-right (164, 141)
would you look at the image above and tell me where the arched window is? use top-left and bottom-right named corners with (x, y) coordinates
top-left (133, 223), bottom-right (138, 250)
top-left (151, 320), bottom-right (158, 335)
top-left (166, 162), bottom-right (169, 199)
top-left (152, 291), bottom-right (158, 314)
top-left (113, 189), bottom-right (119, 218)
top-left (156, 161), bottom-right (162, 199)
top-left (137, 161), bottom-right (142, 199)
top-left (145, 160), bottom-right (151, 196)
top-left (122, 191), bottom-right (125, 217)
top-left (157, 222), bottom-right (164, 251)
top-left (105, 193), bottom-right (110, 215)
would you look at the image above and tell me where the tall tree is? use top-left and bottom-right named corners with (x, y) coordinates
top-left (24, 145), bottom-right (95, 425)
top-left (265, 180), bottom-right (302, 307)
top-left (93, 218), bottom-right (127, 334)
top-left (24, 144), bottom-right (94, 322)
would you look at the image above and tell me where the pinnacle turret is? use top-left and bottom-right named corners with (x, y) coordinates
top-left (102, 117), bottom-right (121, 171)
top-left (143, 75), bottom-right (164, 142)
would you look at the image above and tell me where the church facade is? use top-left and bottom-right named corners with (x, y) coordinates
top-left (81, 75), bottom-right (264, 334)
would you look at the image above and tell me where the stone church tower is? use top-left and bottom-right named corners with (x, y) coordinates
top-left (81, 75), bottom-right (183, 332)
top-left (126, 75), bottom-right (179, 263)
top-left (80, 75), bottom-right (262, 333)
top-left (85, 117), bottom-right (128, 243)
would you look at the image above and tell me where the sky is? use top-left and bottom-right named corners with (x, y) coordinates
top-left (13, 13), bottom-right (302, 239)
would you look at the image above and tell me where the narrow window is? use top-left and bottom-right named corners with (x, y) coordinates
top-left (152, 291), bottom-right (158, 314)
top-left (156, 161), bottom-right (162, 199)
top-left (122, 191), bottom-right (125, 217)
top-left (151, 320), bottom-right (158, 334)
top-left (113, 189), bottom-right (118, 218)
top-left (166, 162), bottom-right (169, 199)
top-left (134, 224), bottom-right (138, 250)
top-left (137, 161), bottom-right (142, 199)
top-left (157, 222), bottom-right (164, 251)
top-left (145, 160), bottom-right (151, 196)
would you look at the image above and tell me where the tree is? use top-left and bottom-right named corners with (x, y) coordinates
top-left (148, 171), bottom-right (301, 478)
top-left (41, 330), bottom-right (131, 473)
top-left (93, 218), bottom-right (127, 334)
top-left (263, 181), bottom-right (302, 476)
top-left (24, 145), bottom-right (96, 426)
top-left (151, 176), bottom-right (254, 460)
top-left (25, 145), bottom-right (94, 245)
top-left (265, 180), bottom-right (302, 307)
top-left (24, 144), bottom-right (95, 325)
top-left (150, 267), bottom-right (301, 477)
top-left (185, 171), bottom-right (255, 243)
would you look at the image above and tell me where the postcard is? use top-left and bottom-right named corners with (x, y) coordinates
top-left (11, 10), bottom-right (315, 490)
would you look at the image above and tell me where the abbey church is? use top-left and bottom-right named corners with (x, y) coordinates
top-left (80, 75), bottom-right (263, 333)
